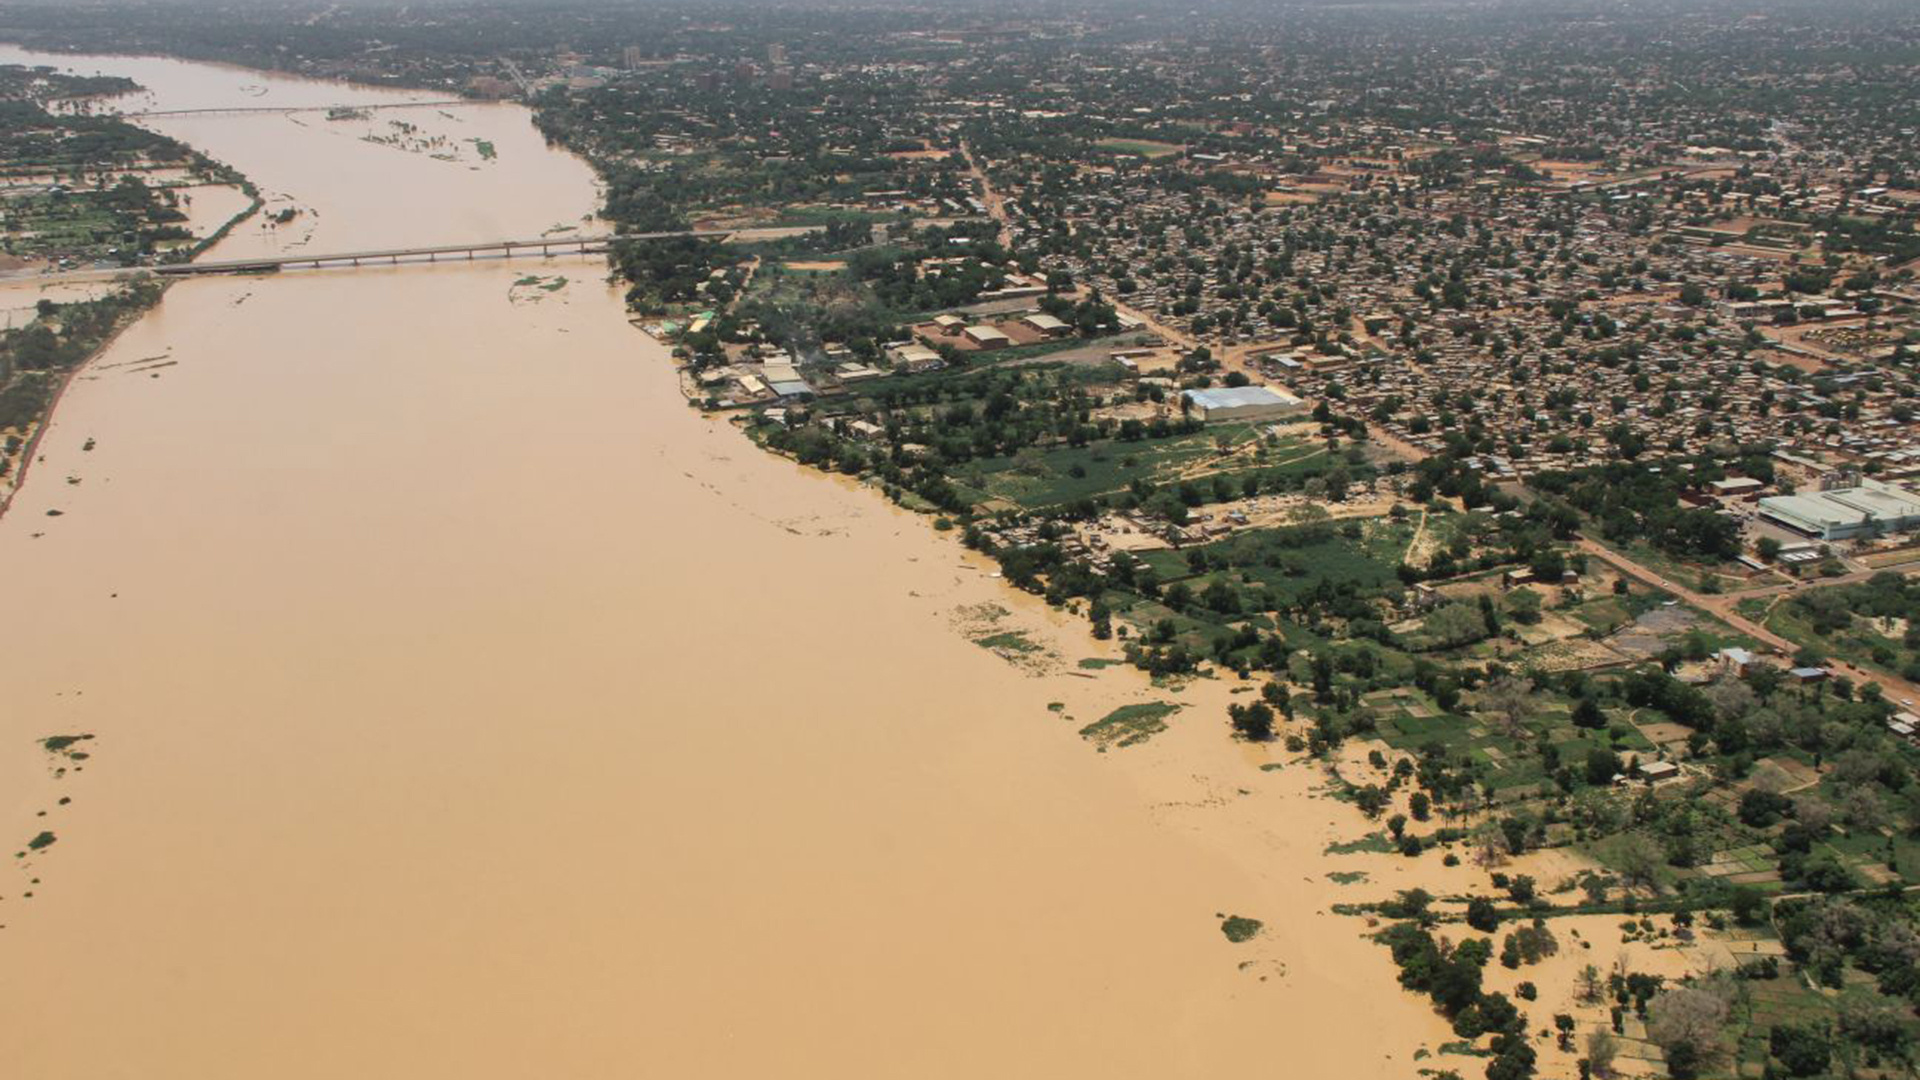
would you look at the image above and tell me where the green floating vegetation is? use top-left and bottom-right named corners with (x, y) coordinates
top-left (1077, 701), bottom-right (1180, 750)
top-left (1328, 871), bottom-right (1370, 885)
top-left (469, 138), bottom-right (497, 160)
top-left (1077, 657), bottom-right (1124, 670)
top-left (25, 831), bottom-right (55, 851)
top-left (1325, 832), bottom-right (1396, 856)
top-left (39, 734), bottom-right (93, 756)
top-left (973, 630), bottom-right (1041, 655)
top-left (1220, 915), bottom-right (1263, 943)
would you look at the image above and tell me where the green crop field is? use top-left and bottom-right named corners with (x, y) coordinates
top-left (1095, 138), bottom-right (1184, 158)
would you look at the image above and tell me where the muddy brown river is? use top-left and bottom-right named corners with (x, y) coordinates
top-left (0, 46), bottom-right (1447, 1079)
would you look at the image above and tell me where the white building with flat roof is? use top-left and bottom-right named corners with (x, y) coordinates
top-left (1181, 385), bottom-right (1308, 423)
top-left (1759, 479), bottom-right (1920, 540)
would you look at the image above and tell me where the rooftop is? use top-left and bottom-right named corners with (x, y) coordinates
top-left (1183, 386), bottom-right (1304, 410)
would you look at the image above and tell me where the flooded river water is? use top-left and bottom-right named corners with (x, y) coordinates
top-left (0, 46), bottom-right (1448, 1078)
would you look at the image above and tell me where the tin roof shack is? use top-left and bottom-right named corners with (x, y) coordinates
top-left (1181, 385), bottom-right (1309, 423)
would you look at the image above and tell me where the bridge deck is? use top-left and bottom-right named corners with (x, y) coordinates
top-left (150, 230), bottom-right (746, 276)
top-left (121, 100), bottom-right (472, 119)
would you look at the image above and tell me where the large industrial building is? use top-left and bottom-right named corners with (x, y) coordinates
top-left (1758, 479), bottom-right (1920, 541)
top-left (1181, 385), bottom-right (1308, 423)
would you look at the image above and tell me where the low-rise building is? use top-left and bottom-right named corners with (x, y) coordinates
top-left (892, 344), bottom-right (944, 372)
top-left (964, 325), bottom-right (1012, 350)
top-left (1181, 385), bottom-right (1309, 422)
top-left (1758, 479), bottom-right (1920, 540)
top-left (1022, 313), bottom-right (1071, 337)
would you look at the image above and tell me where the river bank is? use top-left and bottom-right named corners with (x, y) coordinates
top-left (0, 44), bottom-right (1461, 1078)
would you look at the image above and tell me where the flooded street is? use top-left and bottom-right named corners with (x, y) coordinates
top-left (0, 46), bottom-right (1445, 1078)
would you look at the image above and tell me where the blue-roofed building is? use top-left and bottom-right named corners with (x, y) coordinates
top-left (1181, 385), bottom-right (1308, 422)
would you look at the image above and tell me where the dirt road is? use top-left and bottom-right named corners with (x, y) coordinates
top-left (1579, 537), bottom-right (1920, 705)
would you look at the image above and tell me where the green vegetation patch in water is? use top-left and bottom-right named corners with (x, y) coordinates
top-left (974, 630), bottom-right (1041, 655)
top-left (1220, 914), bottom-right (1264, 943)
top-left (39, 734), bottom-right (93, 755)
top-left (1078, 701), bottom-right (1181, 749)
top-left (1325, 832), bottom-right (1396, 855)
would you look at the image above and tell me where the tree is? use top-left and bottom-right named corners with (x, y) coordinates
top-left (1506, 875), bottom-right (1536, 905)
top-left (1576, 963), bottom-right (1604, 1004)
top-left (1646, 985), bottom-right (1731, 1078)
top-left (1836, 992), bottom-right (1912, 1068)
top-left (1503, 922), bottom-right (1559, 966)
top-left (1425, 602), bottom-right (1489, 648)
top-left (1430, 938), bottom-right (1490, 1015)
top-left (1475, 676), bottom-right (1542, 741)
top-left (1506, 587), bottom-right (1543, 625)
top-left (1354, 784), bottom-right (1389, 818)
top-left (1738, 788), bottom-right (1792, 828)
top-left (1089, 600), bottom-right (1113, 640)
top-left (1229, 701), bottom-right (1275, 742)
top-left (1472, 822), bottom-right (1510, 868)
top-left (1573, 696), bottom-right (1606, 729)
top-left (1616, 835), bottom-right (1664, 894)
top-left (1768, 1021), bottom-right (1831, 1077)
top-left (1485, 1039), bottom-right (1537, 1080)
top-left (1729, 885), bottom-right (1767, 927)
top-left (1466, 896), bottom-right (1501, 932)
top-left (1585, 1029), bottom-right (1618, 1077)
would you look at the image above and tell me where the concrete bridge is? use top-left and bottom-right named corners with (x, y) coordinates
top-left (120, 101), bottom-right (472, 119)
top-left (148, 226), bottom-right (817, 277)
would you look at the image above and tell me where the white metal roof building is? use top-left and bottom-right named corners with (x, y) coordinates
top-left (1022, 313), bottom-right (1071, 337)
top-left (1181, 385), bottom-right (1308, 423)
top-left (1759, 479), bottom-right (1920, 540)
